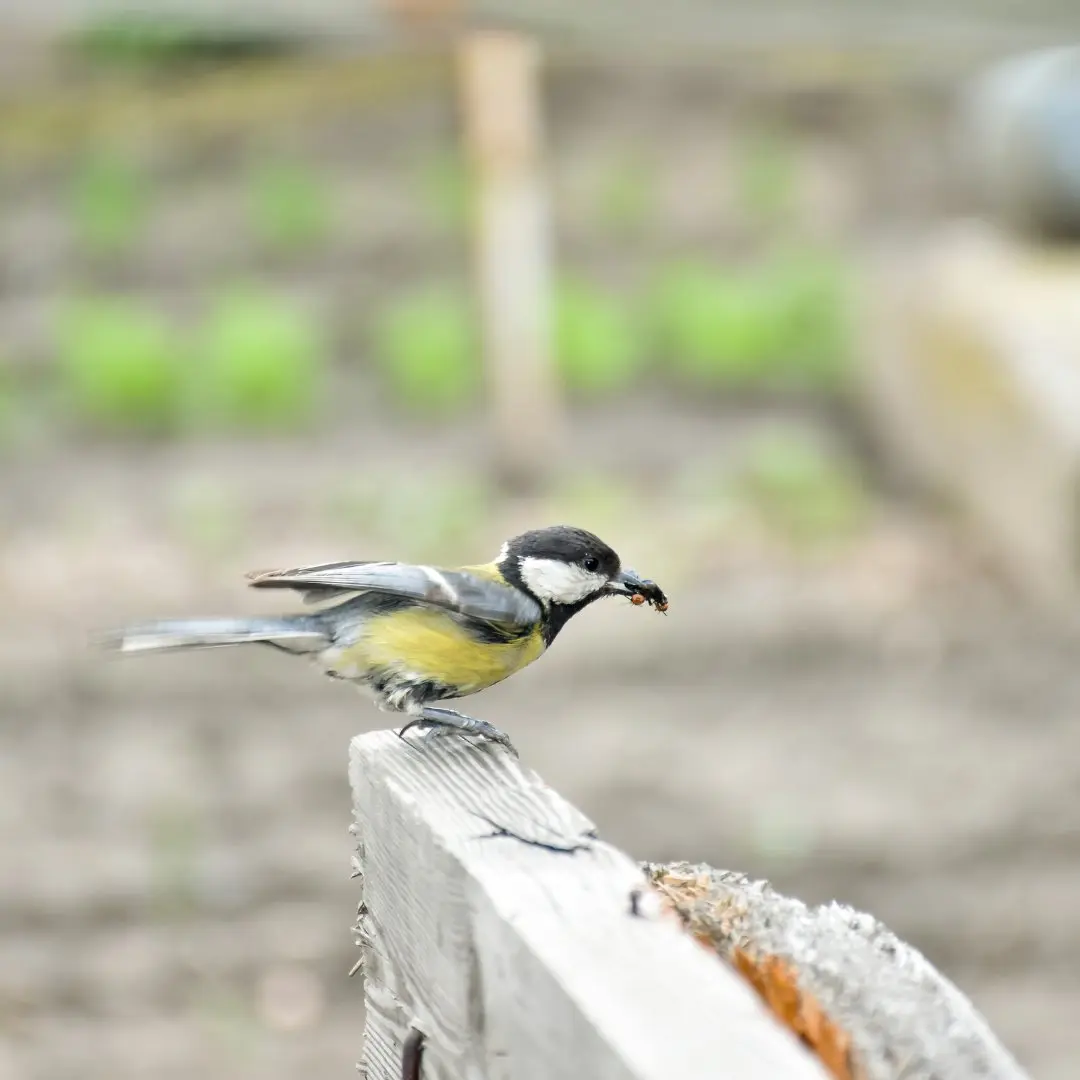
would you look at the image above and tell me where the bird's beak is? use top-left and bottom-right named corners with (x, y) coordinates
top-left (604, 568), bottom-right (648, 596)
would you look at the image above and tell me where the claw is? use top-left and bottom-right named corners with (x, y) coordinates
top-left (488, 730), bottom-right (519, 758)
top-left (397, 709), bottom-right (518, 757)
top-left (396, 717), bottom-right (424, 742)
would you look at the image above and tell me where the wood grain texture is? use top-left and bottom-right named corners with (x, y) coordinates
top-left (349, 730), bottom-right (827, 1080)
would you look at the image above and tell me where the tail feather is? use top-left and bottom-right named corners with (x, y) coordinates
top-left (97, 616), bottom-right (328, 655)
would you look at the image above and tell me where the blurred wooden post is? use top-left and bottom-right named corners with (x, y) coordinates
top-left (458, 31), bottom-right (564, 491)
top-left (859, 225), bottom-right (1080, 614)
top-left (859, 49), bottom-right (1080, 614)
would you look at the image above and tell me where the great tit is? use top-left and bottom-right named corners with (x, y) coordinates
top-left (100, 525), bottom-right (667, 753)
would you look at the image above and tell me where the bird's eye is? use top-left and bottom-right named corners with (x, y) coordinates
top-left (582, 555), bottom-right (600, 572)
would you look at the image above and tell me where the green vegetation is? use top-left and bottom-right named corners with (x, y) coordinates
top-left (650, 262), bottom-right (782, 387)
top-left (57, 298), bottom-right (185, 434)
top-left (45, 251), bottom-right (850, 439)
top-left (372, 287), bottom-right (478, 413)
top-left (734, 427), bottom-right (868, 544)
top-left (69, 151), bottom-right (150, 257)
top-left (764, 247), bottom-right (851, 388)
top-left (54, 288), bottom-right (324, 436)
top-left (193, 287), bottom-right (325, 430)
top-left (246, 158), bottom-right (333, 254)
top-left (40, 137), bottom-right (853, 447)
top-left (70, 14), bottom-right (287, 70)
top-left (362, 255), bottom-right (849, 405)
top-left (555, 279), bottom-right (644, 398)
top-left (649, 249), bottom-right (850, 392)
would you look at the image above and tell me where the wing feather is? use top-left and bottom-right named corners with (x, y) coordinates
top-left (246, 561), bottom-right (541, 627)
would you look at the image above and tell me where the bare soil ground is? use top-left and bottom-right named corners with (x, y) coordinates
top-left (1, 60), bottom-right (1075, 1080)
top-left (2, 401), bottom-right (1079, 1080)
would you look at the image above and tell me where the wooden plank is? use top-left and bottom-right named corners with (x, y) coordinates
top-left (457, 31), bottom-right (564, 491)
top-left (349, 730), bottom-right (827, 1080)
top-left (647, 863), bottom-right (1030, 1080)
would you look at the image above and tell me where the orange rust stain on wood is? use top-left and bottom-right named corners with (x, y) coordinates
top-left (733, 949), bottom-right (858, 1080)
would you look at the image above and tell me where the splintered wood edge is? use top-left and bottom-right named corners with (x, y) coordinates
top-left (644, 862), bottom-right (1031, 1080)
top-left (349, 730), bottom-right (828, 1080)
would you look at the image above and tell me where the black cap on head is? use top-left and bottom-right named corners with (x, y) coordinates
top-left (503, 525), bottom-right (621, 579)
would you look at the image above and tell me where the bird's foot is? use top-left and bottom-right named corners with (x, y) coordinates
top-left (398, 707), bottom-right (518, 757)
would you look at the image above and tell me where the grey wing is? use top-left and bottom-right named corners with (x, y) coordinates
top-left (245, 561), bottom-right (542, 628)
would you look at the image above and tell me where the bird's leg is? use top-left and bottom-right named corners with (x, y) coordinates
top-left (398, 707), bottom-right (518, 756)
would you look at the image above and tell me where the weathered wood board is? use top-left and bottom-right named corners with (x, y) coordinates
top-left (349, 729), bottom-right (828, 1080)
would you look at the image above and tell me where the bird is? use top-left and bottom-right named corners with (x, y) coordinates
top-left (98, 525), bottom-right (668, 754)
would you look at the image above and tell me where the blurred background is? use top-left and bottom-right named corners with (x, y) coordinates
top-left (4, 3), bottom-right (1080, 1078)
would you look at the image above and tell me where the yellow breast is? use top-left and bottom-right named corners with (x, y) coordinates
top-left (338, 606), bottom-right (545, 696)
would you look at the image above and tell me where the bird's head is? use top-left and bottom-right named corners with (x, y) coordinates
top-left (496, 525), bottom-right (667, 613)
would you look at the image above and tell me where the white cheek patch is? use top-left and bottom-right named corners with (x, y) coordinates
top-left (518, 557), bottom-right (608, 605)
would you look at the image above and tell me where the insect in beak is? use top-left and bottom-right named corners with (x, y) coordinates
top-left (606, 569), bottom-right (669, 613)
